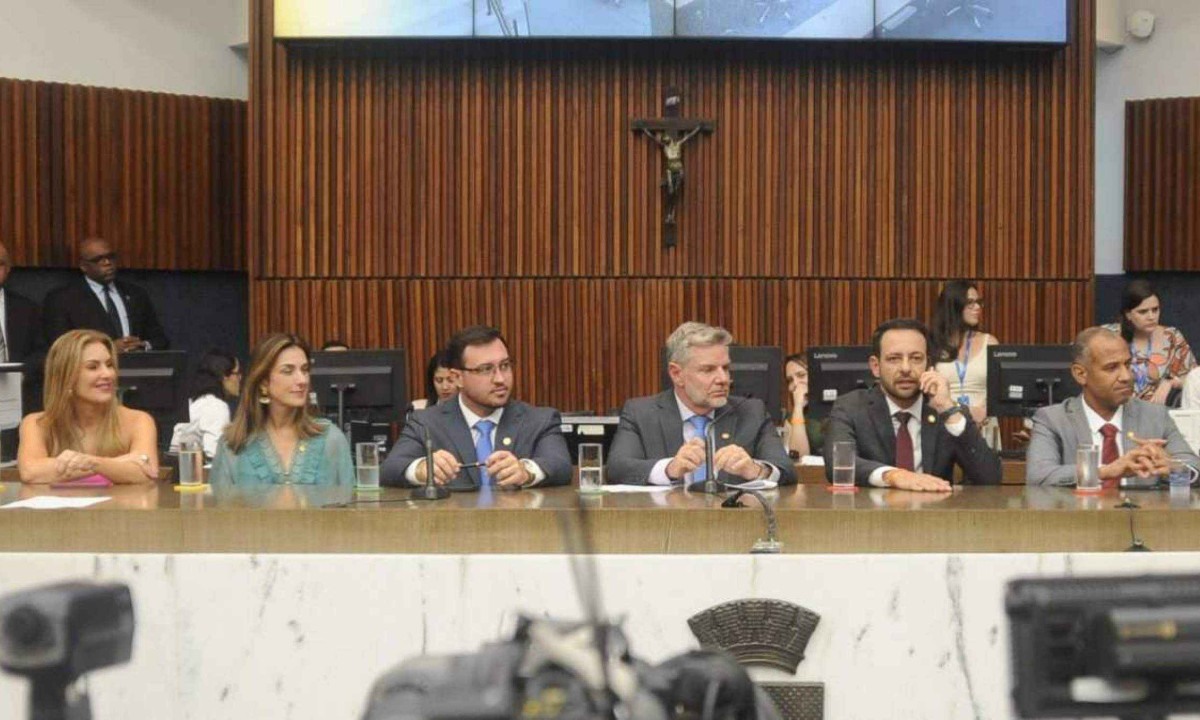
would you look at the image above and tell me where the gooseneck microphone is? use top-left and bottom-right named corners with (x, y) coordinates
top-left (692, 396), bottom-right (746, 495)
top-left (410, 424), bottom-right (450, 501)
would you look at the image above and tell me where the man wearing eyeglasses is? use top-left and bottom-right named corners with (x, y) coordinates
top-left (381, 325), bottom-right (572, 490)
top-left (43, 238), bottom-right (169, 352)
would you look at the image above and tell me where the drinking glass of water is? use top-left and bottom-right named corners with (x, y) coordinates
top-left (1075, 446), bottom-right (1101, 493)
top-left (578, 443), bottom-right (604, 493)
top-left (831, 441), bottom-right (856, 489)
top-left (178, 438), bottom-right (204, 487)
top-left (355, 442), bottom-right (381, 490)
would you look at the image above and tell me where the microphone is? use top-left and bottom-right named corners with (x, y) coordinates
top-left (721, 488), bottom-right (782, 553)
top-left (691, 396), bottom-right (746, 495)
top-left (410, 424), bottom-right (450, 501)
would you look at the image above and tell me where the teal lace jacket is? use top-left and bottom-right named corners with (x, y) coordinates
top-left (209, 419), bottom-right (353, 487)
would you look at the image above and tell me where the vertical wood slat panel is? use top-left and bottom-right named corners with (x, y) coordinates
top-left (1125, 97), bottom-right (1200, 271)
top-left (0, 77), bottom-right (246, 270)
top-left (248, 0), bottom-right (1096, 412)
top-left (249, 279), bottom-right (1092, 414)
top-left (252, 0), bottom-right (1093, 281)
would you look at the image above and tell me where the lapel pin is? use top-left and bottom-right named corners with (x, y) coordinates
top-left (926, 414), bottom-right (936, 425)
top-left (502, 437), bottom-right (512, 447)
top-left (721, 432), bottom-right (730, 440)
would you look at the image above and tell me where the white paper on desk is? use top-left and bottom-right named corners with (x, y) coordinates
top-left (599, 485), bottom-right (675, 493)
top-left (0, 366), bottom-right (23, 430)
top-left (799, 455), bottom-right (825, 467)
top-left (1, 496), bottom-right (111, 510)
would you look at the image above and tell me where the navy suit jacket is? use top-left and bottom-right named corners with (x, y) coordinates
top-left (381, 399), bottom-right (572, 490)
top-left (606, 390), bottom-right (796, 486)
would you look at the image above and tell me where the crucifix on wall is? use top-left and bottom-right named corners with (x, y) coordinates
top-left (632, 88), bottom-right (715, 248)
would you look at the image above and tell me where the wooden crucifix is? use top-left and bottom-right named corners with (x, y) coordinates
top-left (632, 88), bottom-right (715, 248)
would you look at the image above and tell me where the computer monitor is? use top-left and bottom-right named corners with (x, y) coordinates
top-left (117, 352), bottom-right (188, 443)
top-left (805, 346), bottom-right (874, 421)
top-left (659, 345), bottom-right (784, 424)
top-left (560, 415), bottom-right (621, 464)
top-left (986, 345), bottom-right (1080, 418)
top-left (309, 350), bottom-right (408, 430)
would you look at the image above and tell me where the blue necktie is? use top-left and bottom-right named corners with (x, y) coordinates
top-left (687, 415), bottom-right (710, 481)
top-left (474, 419), bottom-right (495, 487)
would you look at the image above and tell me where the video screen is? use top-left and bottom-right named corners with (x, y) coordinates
top-left (274, 0), bottom-right (473, 38)
top-left (875, 0), bottom-right (1068, 44)
top-left (475, 0), bottom-right (674, 37)
top-left (675, 0), bottom-right (874, 39)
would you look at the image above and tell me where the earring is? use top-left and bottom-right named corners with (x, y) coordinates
top-left (258, 389), bottom-right (270, 405)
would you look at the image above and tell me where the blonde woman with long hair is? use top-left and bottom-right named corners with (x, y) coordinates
top-left (18, 330), bottom-right (158, 484)
top-left (210, 333), bottom-right (352, 486)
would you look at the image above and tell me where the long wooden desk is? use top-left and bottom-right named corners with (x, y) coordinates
top-left (2, 480), bottom-right (1196, 555)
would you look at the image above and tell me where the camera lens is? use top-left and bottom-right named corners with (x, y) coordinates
top-left (2, 606), bottom-right (49, 650)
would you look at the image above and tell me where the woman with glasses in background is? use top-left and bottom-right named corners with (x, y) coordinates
top-left (932, 280), bottom-right (1001, 449)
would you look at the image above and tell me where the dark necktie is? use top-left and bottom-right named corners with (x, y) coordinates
top-left (1099, 423), bottom-right (1120, 489)
top-left (894, 411), bottom-right (914, 472)
top-left (103, 285), bottom-right (123, 336)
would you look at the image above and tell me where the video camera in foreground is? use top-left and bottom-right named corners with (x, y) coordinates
top-left (362, 615), bottom-right (781, 720)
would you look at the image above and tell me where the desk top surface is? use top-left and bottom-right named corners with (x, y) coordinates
top-left (2, 479), bottom-right (1197, 555)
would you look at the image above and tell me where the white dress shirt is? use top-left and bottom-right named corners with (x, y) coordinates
top-left (867, 396), bottom-right (966, 487)
top-left (647, 393), bottom-right (781, 486)
top-left (85, 276), bottom-right (131, 338)
top-left (1080, 399), bottom-right (1125, 458)
top-left (169, 394), bottom-right (232, 458)
top-left (405, 395), bottom-right (546, 485)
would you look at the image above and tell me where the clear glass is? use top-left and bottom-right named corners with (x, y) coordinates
top-left (1075, 445), bottom-right (1101, 492)
top-left (355, 442), bottom-right (381, 490)
top-left (578, 443), bottom-right (604, 493)
top-left (178, 439), bottom-right (204, 486)
top-left (1167, 460), bottom-right (1198, 488)
top-left (831, 441), bottom-right (856, 488)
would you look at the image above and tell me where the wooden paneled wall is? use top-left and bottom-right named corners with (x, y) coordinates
top-left (249, 0), bottom-right (1095, 411)
top-left (0, 78), bottom-right (246, 270)
top-left (1125, 96), bottom-right (1200, 271)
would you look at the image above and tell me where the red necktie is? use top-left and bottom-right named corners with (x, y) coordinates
top-left (1099, 423), bottom-right (1120, 489)
top-left (894, 411), bottom-right (914, 471)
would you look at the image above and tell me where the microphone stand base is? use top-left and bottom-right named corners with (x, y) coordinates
top-left (750, 538), bottom-right (783, 554)
top-left (410, 484), bottom-right (450, 501)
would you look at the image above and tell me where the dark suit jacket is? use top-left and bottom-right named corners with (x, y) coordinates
top-left (823, 385), bottom-right (1001, 486)
top-left (43, 277), bottom-right (169, 350)
top-left (606, 390), bottom-right (796, 486)
top-left (380, 399), bottom-right (572, 490)
top-left (3, 289), bottom-right (45, 363)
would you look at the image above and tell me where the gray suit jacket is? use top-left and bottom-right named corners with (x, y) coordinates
top-left (1025, 395), bottom-right (1200, 486)
top-left (823, 385), bottom-right (1001, 486)
top-left (606, 390), bottom-right (796, 486)
top-left (380, 399), bottom-right (572, 490)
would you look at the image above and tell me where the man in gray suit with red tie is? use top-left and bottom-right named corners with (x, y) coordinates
top-left (822, 318), bottom-right (1001, 491)
top-left (381, 325), bottom-right (572, 491)
top-left (606, 322), bottom-right (795, 487)
top-left (1026, 326), bottom-right (1200, 487)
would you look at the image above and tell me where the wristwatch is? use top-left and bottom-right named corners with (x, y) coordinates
top-left (937, 403), bottom-right (968, 423)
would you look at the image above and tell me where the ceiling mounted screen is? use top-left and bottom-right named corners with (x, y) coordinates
top-left (475, 0), bottom-right (674, 37)
top-left (875, 0), bottom-right (1069, 44)
top-left (274, 0), bottom-right (473, 38)
top-left (675, 0), bottom-right (874, 39)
